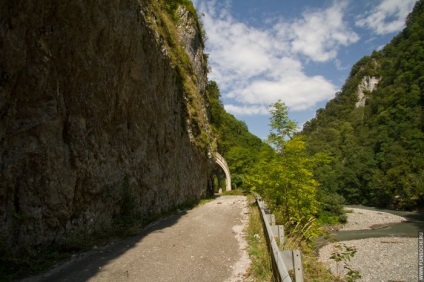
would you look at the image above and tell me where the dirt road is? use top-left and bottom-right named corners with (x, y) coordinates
top-left (23, 195), bottom-right (251, 282)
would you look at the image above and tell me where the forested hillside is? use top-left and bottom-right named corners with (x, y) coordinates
top-left (302, 0), bottom-right (424, 210)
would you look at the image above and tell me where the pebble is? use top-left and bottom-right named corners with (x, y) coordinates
top-left (318, 207), bottom-right (417, 281)
top-left (318, 237), bottom-right (417, 282)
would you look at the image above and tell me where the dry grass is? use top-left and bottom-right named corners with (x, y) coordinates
top-left (283, 218), bottom-right (343, 282)
top-left (249, 199), bottom-right (341, 282)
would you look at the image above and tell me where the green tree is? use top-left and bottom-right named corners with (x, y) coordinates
top-left (268, 100), bottom-right (297, 152)
top-left (247, 102), bottom-right (319, 240)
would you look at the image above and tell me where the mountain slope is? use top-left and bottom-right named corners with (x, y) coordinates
top-left (302, 0), bottom-right (424, 209)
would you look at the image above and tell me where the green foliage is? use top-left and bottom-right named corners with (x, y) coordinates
top-left (317, 192), bottom-right (347, 224)
top-left (222, 188), bottom-right (245, 196)
top-left (206, 81), bottom-right (265, 189)
top-left (302, 0), bottom-right (424, 210)
top-left (246, 136), bottom-right (321, 239)
top-left (300, 244), bottom-right (344, 282)
top-left (268, 100), bottom-right (297, 152)
top-left (165, 0), bottom-right (194, 12)
top-left (164, 0), bottom-right (206, 48)
top-left (165, 0), bottom-right (198, 21)
top-left (246, 103), bottom-right (324, 241)
top-left (284, 217), bottom-right (320, 247)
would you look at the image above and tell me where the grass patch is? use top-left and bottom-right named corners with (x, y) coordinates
top-left (281, 218), bottom-right (342, 281)
top-left (222, 188), bottom-right (245, 196)
top-left (246, 196), bottom-right (273, 281)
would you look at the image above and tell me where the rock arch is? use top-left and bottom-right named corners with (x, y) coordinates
top-left (214, 153), bottom-right (231, 191)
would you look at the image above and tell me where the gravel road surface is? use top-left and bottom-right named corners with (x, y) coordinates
top-left (23, 195), bottom-right (251, 282)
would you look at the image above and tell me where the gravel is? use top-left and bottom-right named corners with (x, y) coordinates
top-left (318, 207), bottom-right (417, 281)
top-left (225, 198), bottom-right (252, 282)
top-left (319, 237), bottom-right (417, 282)
top-left (341, 208), bottom-right (407, 231)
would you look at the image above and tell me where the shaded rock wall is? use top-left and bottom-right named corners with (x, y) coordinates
top-left (0, 0), bottom-right (211, 254)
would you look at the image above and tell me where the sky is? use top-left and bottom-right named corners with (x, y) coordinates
top-left (192, 0), bottom-right (418, 140)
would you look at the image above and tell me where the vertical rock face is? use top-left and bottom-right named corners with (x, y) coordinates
top-left (0, 0), bottom-right (211, 255)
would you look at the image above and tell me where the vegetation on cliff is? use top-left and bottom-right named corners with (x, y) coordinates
top-left (145, 0), bottom-right (215, 152)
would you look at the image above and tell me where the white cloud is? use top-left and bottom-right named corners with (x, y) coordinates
top-left (275, 2), bottom-right (359, 62)
top-left (356, 0), bottom-right (417, 35)
top-left (224, 104), bottom-right (269, 116)
top-left (202, 14), bottom-right (275, 89)
top-left (234, 77), bottom-right (336, 111)
top-left (195, 1), bottom-right (356, 116)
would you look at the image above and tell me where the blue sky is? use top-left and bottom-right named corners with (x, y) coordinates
top-left (192, 0), bottom-right (417, 139)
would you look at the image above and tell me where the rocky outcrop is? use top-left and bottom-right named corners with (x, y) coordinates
top-left (355, 76), bottom-right (379, 108)
top-left (0, 0), bottom-right (213, 256)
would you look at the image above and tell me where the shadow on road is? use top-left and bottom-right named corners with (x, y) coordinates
top-left (22, 210), bottom-right (190, 282)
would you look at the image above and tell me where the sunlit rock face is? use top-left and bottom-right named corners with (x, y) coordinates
top-left (356, 76), bottom-right (380, 108)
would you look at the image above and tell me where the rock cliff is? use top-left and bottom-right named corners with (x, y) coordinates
top-left (355, 76), bottom-right (379, 108)
top-left (0, 0), bottom-right (214, 257)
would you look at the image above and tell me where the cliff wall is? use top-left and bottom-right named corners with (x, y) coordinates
top-left (0, 0), bottom-right (212, 256)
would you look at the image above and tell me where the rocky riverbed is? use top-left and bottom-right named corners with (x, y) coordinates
top-left (319, 207), bottom-right (418, 282)
top-left (341, 207), bottom-right (407, 231)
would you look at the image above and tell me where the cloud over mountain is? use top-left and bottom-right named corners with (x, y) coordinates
top-left (196, 1), bottom-right (359, 115)
top-left (356, 0), bottom-right (417, 35)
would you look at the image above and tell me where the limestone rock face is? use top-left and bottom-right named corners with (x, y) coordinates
top-left (0, 0), bottom-right (211, 255)
top-left (356, 76), bottom-right (380, 108)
